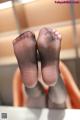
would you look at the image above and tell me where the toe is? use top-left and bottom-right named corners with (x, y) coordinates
top-left (13, 32), bottom-right (25, 45)
top-left (38, 28), bottom-right (53, 47)
top-left (54, 31), bottom-right (62, 40)
top-left (24, 31), bottom-right (35, 38)
top-left (39, 27), bottom-right (49, 35)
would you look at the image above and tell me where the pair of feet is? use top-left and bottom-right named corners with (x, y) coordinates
top-left (13, 28), bottom-right (61, 87)
top-left (13, 28), bottom-right (66, 108)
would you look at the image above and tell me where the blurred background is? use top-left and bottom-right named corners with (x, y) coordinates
top-left (0, 0), bottom-right (80, 106)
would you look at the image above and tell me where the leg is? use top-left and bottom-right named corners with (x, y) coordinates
top-left (24, 61), bottom-right (47, 108)
top-left (48, 75), bottom-right (67, 109)
top-left (25, 81), bottom-right (46, 108)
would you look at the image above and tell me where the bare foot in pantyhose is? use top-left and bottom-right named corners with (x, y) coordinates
top-left (37, 28), bottom-right (61, 86)
top-left (13, 31), bottom-right (38, 88)
top-left (37, 28), bottom-right (67, 108)
top-left (13, 31), bottom-right (46, 108)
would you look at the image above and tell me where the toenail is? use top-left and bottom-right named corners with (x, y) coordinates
top-left (25, 31), bottom-right (34, 38)
top-left (58, 34), bottom-right (61, 39)
top-left (55, 31), bottom-right (59, 35)
top-left (40, 28), bottom-right (49, 34)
